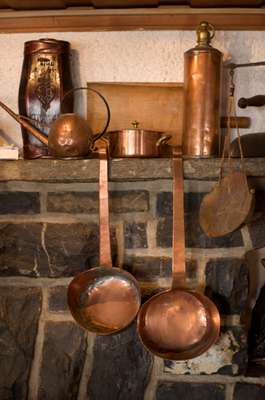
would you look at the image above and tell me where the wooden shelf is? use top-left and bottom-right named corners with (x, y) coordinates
top-left (0, 7), bottom-right (265, 32)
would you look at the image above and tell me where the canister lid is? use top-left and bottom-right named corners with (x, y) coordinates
top-left (24, 38), bottom-right (70, 54)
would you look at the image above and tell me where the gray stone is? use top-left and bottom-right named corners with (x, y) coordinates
top-left (164, 326), bottom-right (247, 376)
top-left (44, 223), bottom-right (117, 277)
top-left (87, 323), bottom-right (152, 400)
top-left (0, 192), bottom-right (40, 214)
top-left (157, 192), bottom-right (243, 248)
top-left (39, 321), bottom-right (86, 400)
top-left (124, 222), bottom-right (148, 249)
top-left (248, 215), bottom-right (265, 248)
top-left (1, 158), bottom-right (264, 183)
top-left (0, 286), bottom-right (42, 400)
top-left (47, 191), bottom-right (98, 213)
top-left (124, 256), bottom-right (197, 282)
top-left (110, 191), bottom-right (149, 213)
top-left (234, 383), bottom-right (265, 400)
top-left (0, 223), bottom-right (47, 277)
top-left (47, 190), bottom-right (149, 213)
top-left (205, 258), bottom-right (248, 314)
top-left (48, 286), bottom-right (68, 312)
top-left (156, 382), bottom-right (225, 400)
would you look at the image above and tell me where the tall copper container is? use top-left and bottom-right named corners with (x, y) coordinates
top-left (183, 22), bottom-right (222, 157)
top-left (19, 38), bottom-right (73, 159)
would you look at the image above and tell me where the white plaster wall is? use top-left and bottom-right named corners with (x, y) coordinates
top-left (0, 30), bottom-right (265, 147)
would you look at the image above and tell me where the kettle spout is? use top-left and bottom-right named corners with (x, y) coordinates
top-left (0, 100), bottom-right (48, 146)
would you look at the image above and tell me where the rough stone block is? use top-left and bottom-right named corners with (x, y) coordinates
top-left (234, 383), bottom-right (265, 400)
top-left (0, 192), bottom-right (40, 214)
top-left (47, 190), bottom-right (149, 213)
top-left (0, 286), bottom-right (42, 400)
top-left (88, 323), bottom-right (152, 400)
top-left (124, 222), bottom-right (147, 249)
top-left (0, 223), bottom-right (116, 277)
top-left (0, 223), bottom-right (47, 277)
top-left (39, 321), bottom-right (86, 400)
top-left (48, 286), bottom-right (68, 312)
top-left (156, 382), bottom-right (225, 400)
top-left (248, 215), bottom-right (265, 248)
top-left (157, 193), bottom-right (243, 248)
top-left (205, 258), bottom-right (248, 315)
top-left (47, 191), bottom-right (98, 213)
top-left (124, 256), bottom-right (197, 282)
top-left (164, 326), bottom-right (247, 376)
top-left (44, 223), bottom-right (117, 277)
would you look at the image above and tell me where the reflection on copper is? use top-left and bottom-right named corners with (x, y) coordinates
top-left (137, 150), bottom-right (220, 360)
top-left (68, 146), bottom-right (141, 335)
top-left (68, 268), bottom-right (141, 334)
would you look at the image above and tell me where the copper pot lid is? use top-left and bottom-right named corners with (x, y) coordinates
top-left (108, 121), bottom-right (164, 135)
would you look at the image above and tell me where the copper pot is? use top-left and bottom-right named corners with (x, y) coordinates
top-left (108, 121), bottom-right (171, 158)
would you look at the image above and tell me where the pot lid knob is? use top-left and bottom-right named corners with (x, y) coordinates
top-left (132, 120), bottom-right (139, 129)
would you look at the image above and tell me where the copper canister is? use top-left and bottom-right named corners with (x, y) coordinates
top-left (183, 22), bottom-right (222, 157)
top-left (18, 38), bottom-right (73, 159)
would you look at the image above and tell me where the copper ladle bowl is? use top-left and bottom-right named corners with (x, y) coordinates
top-left (68, 267), bottom-right (141, 334)
top-left (137, 149), bottom-right (220, 359)
top-left (67, 146), bottom-right (141, 335)
top-left (137, 288), bottom-right (220, 359)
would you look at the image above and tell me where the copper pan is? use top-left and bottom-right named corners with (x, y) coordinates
top-left (137, 147), bottom-right (220, 360)
top-left (68, 145), bottom-right (141, 335)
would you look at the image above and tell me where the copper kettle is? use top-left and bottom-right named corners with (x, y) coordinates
top-left (0, 87), bottom-right (110, 158)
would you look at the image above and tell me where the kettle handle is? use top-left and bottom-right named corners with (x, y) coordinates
top-left (62, 86), bottom-right (111, 143)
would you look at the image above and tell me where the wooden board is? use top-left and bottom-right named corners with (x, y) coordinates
top-left (87, 82), bottom-right (184, 146)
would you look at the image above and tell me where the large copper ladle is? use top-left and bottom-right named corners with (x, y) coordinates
top-left (137, 148), bottom-right (220, 359)
top-left (68, 145), bottom-right (141, 334)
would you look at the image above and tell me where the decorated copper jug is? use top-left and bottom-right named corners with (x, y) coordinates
top-left (18, 38), bottom-right (73, 159)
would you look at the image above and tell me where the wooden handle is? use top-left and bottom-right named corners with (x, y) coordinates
top-left (172, 147), bottom-right (185, 288)
top-left (238, 95), bottom-right (265, 109)
top-left (98, 146), bottom-right (112, 267)
top-left (220, 116), bottom-right (251, 129)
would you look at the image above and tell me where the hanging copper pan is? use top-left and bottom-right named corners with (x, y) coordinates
top-left (68, 145), bottom-right (141, 335)
top-left (137, 147), bottom-right (220, 360)
top-left (199, 74), bottom-right (255, 238)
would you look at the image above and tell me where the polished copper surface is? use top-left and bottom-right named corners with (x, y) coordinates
top-left (199, 170), bottom-right (254, 237)
top-left (137, 148), bottom-right (220, 360)
top-left (183, 22), bottom-right (222, 157)
top-left (0, 87), bottom-right (110, 159)
top-left (68, 146), bottom-right (141, 334)
top-left (108, 122), bottom-right (171, 158)
top-left (19, 38), bottom-right (73, 159)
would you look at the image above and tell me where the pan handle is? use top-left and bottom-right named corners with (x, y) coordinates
top-left (98, 145), bottom-right (112, 267)
top-left (238, 95), bottom-right (265, 109)
top-left (171, 146), bottom-right (186, 288)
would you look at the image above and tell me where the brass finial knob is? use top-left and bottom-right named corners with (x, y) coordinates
top-left (196, 21), bottom-right (215, 47)
top-left (132, 120), bottom-right (139, 129)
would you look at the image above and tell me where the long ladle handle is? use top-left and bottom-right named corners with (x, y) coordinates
top-left (98, 146), bottom-right (112, 267)
top-left (172, 146), bottom-right (185, 289)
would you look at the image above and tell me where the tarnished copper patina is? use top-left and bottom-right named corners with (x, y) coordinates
top-left (183, 22), bottom-right (222, 157)
top-left (108, 121), bottom-right (171, 158)
top-left (199, 71), bottom-right (255, 238)
top-left (19, 38), bottom-right (73, 159)
top-left (137, 147), bottom-right (220, 360)
top-left (67, 146), bottom-right (141, 335)
top-left (0, 87), bottom-right (110, 158)
top-left (199, 170), bottom-right (254, 237)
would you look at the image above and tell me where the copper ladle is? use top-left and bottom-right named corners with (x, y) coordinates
top-left (68, 145), bottom-right (141, 334)
top-left (137, 147), bottom-right (220, 359)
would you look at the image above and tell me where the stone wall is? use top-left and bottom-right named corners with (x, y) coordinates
top-left (0, 160), bottom-right (265, 400)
